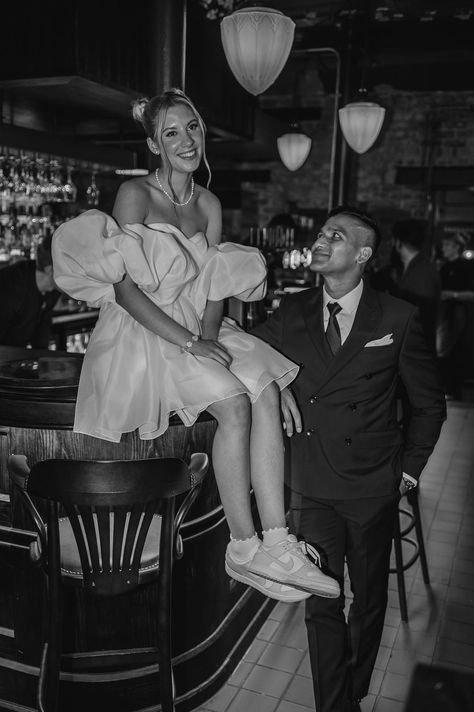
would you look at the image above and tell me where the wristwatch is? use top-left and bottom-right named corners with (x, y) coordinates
top-left (183, 334), bottom-right (199, 352)
top-left (402, 476), bottom-right (417, 491)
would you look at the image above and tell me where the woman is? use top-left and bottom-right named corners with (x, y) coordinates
top-left (53, 89), bottom-right (339, 603)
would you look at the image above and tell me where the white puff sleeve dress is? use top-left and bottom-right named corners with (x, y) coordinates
top-left (52, 210), bottom-right (298, 442)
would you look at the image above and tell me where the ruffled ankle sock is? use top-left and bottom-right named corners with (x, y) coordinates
top-left (262, 526), bottom-right (289, 548)
top-left (228, 533), bottom-right (260, 564)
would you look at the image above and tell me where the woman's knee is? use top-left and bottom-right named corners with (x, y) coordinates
top-left (208, 393), bottom-right (250, 429)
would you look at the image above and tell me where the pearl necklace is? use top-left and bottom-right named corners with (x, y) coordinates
top-left (155, 169), bottom-right (194, 207)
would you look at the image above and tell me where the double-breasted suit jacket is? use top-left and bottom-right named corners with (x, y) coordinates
top-left (253, 281), bottom-right (446, 501)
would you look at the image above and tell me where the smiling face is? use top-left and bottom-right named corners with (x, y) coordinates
top-left (310, 213), bottom-right (374, 279)
top-left (151, 103), bottom-right (203, 174)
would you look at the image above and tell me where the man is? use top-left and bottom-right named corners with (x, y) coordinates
top-left (437, 232), bottom-right (474, 398)
top-left (392, 218), bottom-right (441, 354)
top-left (253, 206), bottom-right (446, 712)
top-left (0, 234), bottom-right (59, 348)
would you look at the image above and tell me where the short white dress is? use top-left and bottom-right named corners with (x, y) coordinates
top-left (52, 210), bottom-right (298, 442)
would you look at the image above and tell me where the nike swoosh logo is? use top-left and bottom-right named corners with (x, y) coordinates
top-left (269, 554), bottom-right (301, 575)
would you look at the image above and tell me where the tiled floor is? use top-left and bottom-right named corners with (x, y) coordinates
top-left (192, 401), bottom-right (474, 712)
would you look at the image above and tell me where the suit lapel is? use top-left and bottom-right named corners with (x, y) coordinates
top-left (307, 282), bottom-right (383, 389)
top-left (302, 288), bottom-right (331, 365)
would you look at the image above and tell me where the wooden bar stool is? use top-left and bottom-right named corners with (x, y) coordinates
top-left (390, 486), bottom-right (430, 622)
top-left (8, 453), bottom-right (208, 712)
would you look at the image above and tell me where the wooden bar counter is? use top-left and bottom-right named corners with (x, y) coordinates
top-left (0, 346), bottom-right (273, 712)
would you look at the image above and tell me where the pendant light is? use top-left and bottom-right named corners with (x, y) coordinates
top-left (277, 125), bottom-right (312, 171)
top-left (220, 6), bottom-right (295, 96)
top-left (338, 88), bottom-right (385, 154)
top-left (276, 63), bottom-right (312, 171)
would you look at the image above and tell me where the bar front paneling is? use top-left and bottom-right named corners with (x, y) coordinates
top-left (0, 346), bottom-right (274, 712)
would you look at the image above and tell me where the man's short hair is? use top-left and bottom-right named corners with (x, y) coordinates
top-left (392, 219), bottom-right (426, 251)
top-left (327, 205), bottom-right (382, 256)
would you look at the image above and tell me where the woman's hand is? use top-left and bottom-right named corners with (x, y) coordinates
top-left (189, 338), bottom-right (233, 367)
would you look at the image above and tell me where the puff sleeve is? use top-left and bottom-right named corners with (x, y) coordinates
top-left (52, 210), bottom-right (158, 307)
top-left (195, 242), bottom-right (267, 303)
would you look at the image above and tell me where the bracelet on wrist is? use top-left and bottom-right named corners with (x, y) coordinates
top-left (182, 334), bottom-right (199, 353)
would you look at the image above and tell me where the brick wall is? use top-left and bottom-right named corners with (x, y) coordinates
top-left (234, 86), bottom-right (474, 239)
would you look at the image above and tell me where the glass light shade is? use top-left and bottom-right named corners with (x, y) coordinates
top-left (220, 7), bottom-right (295, 96)
top-left (277, 131), bottom-right (312, 171)
top-left (338, 102), bottom-right (386, 154)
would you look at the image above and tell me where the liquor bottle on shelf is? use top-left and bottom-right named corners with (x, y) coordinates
top-left (62, 166), bottom-right (77, 202)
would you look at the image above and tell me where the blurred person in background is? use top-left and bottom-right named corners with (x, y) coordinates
top-left (437, 232), bottom-right (474, 399)
top-left (0, 234), bottom-right (59, 348)
top-left (392, 218), bottom-right (441, 355)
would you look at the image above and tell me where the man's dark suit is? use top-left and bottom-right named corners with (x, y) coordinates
top-left (253, 281), bottom-right (446, 712)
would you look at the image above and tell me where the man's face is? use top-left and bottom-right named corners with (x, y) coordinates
top-left (310, 213), bottom-right (373, 277)
top-left (441, 239), bottom-right (459, 261)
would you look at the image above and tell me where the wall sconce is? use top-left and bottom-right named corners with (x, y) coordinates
top-left (220, 6), bottom-right (295, 96)
top-left (338, 91), bottom-right (386, 154)
top-left (277, 123), bottom-right (312, 171)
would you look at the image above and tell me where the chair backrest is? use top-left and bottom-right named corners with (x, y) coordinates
top-left (22, 457), bottom-right (205, 596)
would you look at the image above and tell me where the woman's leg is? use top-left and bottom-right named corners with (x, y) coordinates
top-left (207, 387), bottom-right (340, 601)
top-left (249, 382), bottom-right (286, 531)
top-left (206, 393), bottom-right (255, 540)
top-left (245, 383), bottom-right (341, 599)
top-left (206, 384), bottom-right (286, 536)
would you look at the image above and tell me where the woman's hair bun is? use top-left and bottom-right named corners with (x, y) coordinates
top-left (131, 97), bottom-right (149, 124)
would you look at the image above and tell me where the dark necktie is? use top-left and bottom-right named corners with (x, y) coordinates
top-left (326, 302), bottom-right (342, 355)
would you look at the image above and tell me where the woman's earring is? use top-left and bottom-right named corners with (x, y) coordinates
top-left (147, 139), bottom-right (160, 155)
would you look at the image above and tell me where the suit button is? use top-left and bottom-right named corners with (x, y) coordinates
top-left (365, 373), bottom-right (373, 380)
top-left (299, 362), bottom-right (305, 369)
top-left (306, 427), bottom-right (316, 436)
top-left (349, 402), bottom-right (357, 410)
top-left (345, 437), bottom-right (352, 445)
top-left (309, 395), bottom-right (319, 404)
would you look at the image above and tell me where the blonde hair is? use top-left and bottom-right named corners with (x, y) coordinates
top-left (131, 89), bottom-right (212, 190)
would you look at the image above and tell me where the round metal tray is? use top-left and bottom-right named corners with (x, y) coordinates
top-left (0, 355), bottom-right (82, 390)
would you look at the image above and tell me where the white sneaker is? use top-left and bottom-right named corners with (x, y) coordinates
top-left (225, 553), bottom-right (311, 603)
top-left (226, 535), bottom-right (340, 599)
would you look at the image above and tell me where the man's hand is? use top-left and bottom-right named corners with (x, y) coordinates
top-left (280, 387), bottom-right (302, 437)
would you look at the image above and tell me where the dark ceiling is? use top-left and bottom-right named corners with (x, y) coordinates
top-left (258, 0), bottom-right (474, 93)
top-left (2, 0), bottom-right (474, 169)
top-left (197, 0), bottom-right (474, 164)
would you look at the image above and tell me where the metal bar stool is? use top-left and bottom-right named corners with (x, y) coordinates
top-left (390, 486), bottom-right (430, 622)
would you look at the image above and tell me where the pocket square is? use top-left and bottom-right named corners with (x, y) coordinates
top-left (364, 333), bottom-right (393, 348)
